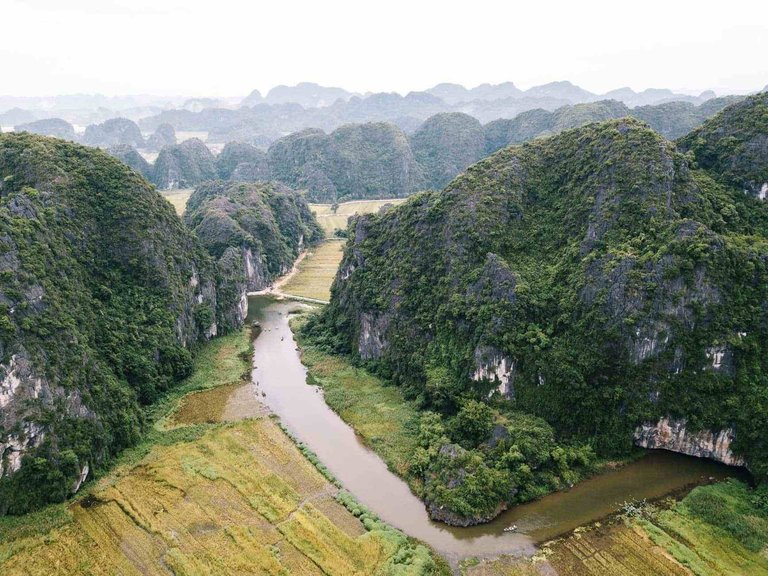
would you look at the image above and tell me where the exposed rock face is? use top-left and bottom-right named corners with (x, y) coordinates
top-left (0, 132), bottom-right (235, 513)
top-left (185, 181), bottom-right (323, 327)
top-left (358, 312), bottom-right (389, 360)
top-left (318, 115), bottom-right (768, 471)
top-left (472, 346), bottom-right (515, 398)
top-left (83, 117), bottom-right (144, 148)
top-left (634, 417), bottom-right (746, 467)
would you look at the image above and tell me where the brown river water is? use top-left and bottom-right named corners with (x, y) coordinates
top-left (246, 295), bottom-right (749, 561)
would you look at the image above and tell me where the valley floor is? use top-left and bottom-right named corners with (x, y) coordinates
top-left (309, 198), bottom-right (407, 236)
top-left (280, 240), bottom-right (345, 302)
top-left (0, 328), bottom-right (448, 575)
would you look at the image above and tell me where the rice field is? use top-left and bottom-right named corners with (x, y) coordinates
top-left (280, 240), bottom-right (345, 302)
top-left (462, 521), bottom-right (690, 576)
top-left (0, 326), bottom-right (446, 576)
top-left (161, 188), bottom-right (193, 216)
top-left (310, 198), bottom-right (407, 236)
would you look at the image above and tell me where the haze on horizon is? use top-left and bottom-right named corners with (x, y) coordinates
top-left (2, 0), bottom-right (767, 98)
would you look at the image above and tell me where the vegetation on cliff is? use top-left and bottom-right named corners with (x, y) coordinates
top-left (410, 112), bottom-right (485, 190)
top-left (0, 133), bottom-right (235, 514)
top-left (304, 110), bottom-right (768, 522)
top-left (185, 181), bottom-right (323, 328)
top-left (82, 117), bottom-right (144, 149)
top-left (678, 91), bottom-right (768, 196)
top-left (152, 137), bottom-right (218, 189)
top-left (268, 122), bottom-right (425, 202)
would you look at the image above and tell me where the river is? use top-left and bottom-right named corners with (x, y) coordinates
top-left (246, 295), bottom-right (749, 562)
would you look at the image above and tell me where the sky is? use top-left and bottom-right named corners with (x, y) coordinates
top-left (2, 0), bottom-right (767, 98)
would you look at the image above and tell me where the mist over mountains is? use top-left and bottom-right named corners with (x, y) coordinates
top-left (2, 80), bottom-right (763, 203)
top-left (0, 80), bottom-right (744, 128)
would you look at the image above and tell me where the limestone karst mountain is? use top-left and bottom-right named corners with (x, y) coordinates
top-left (0, 133), bottom-right (241, 513)
top-left (307, 103), bottom-right (768, 522)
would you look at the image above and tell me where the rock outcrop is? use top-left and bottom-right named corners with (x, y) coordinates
top-left (410, 112), bottom-right (485, 190)
top-left (267, 122), bottom-right (424, 202)
top-left (216, 141), bottom-right (269, 182)
top-left (145, 123), bottom-right (176, 151)
top-left (107, 144), bottom-right (153, 179)
top-left (185, 181), bottom-right (323, 329)
top-left (0, 133), bottom-right (237, 514)
top-left (678, 92), bottom-right (768, 198)
top-left (14, 118), bottom-right (76, 140)
top-left (152, 138), bottom-right (217, 189)
top-left (634, 417), bottom-right (746, 467)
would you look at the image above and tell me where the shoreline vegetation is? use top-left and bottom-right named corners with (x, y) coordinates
top-left (291, 309), bottom-right (768, 575)
top-left (0, 325), bottom-right (450, 575)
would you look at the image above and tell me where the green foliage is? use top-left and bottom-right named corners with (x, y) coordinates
top-left (267, 123), bottom-right (425, 203)
top-left (334, 491), bottom-right (450, 575)
top-left (451, 399), bottom-right (494, 447)
top-left (679, 92), bottom-right (768, 194)
top-left (307, 113), bottom-right (768, 519)
top-left (410, 112), bottom-right (485, 190)
top-left (0, 133), bottom-right (225, 514)
top-left (152, 138), bottom-right (217, 189)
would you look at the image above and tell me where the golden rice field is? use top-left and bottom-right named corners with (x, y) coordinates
top-left (463, 521), bottom-right (690, 576)
top-left (310, 198), bottom-right (407, 236)
top-left (0, 328), bottom-right (445, 576)
top-left (280, 240), bottom-right (345, 302)
top-left (161, 188), bottom-right (193, 216)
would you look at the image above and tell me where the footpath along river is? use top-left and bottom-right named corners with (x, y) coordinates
top-left (247, 295), bottom-right (750, 562)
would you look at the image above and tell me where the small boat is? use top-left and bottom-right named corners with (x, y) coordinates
top-left (503, 524), bottom-right (518, 533)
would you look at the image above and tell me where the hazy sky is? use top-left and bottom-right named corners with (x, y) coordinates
top-left (3, 0), bottom-right (767, 97)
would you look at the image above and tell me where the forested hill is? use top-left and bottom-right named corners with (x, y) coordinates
top-left (0, 133), bottom-right (239, 513)
top-left (184, 181), bottom-right (323, 329)
top-left (678, 92), bottom-right (768, 196)
top-left (306, 101), bottom-right (768, 523)
top-left (109, 97), bottom-right (739, 203)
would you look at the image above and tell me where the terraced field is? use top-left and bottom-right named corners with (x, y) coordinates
top-left (280, 240), bottom-right (345, 302)
top-left (310, 199), bottom-right (407, 236)
top-left (0, 328), bottom-right (447, 576)
top-left (463, 521), bottom-right (689, 576)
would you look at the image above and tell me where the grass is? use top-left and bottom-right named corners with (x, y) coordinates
top-left (310, 198), bottom-right (406, 236)
top-left (293, 315), bottom-right (422, 484)
top-left (640, 480), bottom-right (768, 576)
top-left (0, 325), bottom-right (447, 575)
top-left (281, 240), bottom-right (345, 302)
top-left (160, 188), bottom-right (193, 216)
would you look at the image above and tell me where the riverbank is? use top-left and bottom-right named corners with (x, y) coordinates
top-left (288, 307), bottom-right (762, 574)
top-left (463, 479), bottom-right (768, 575)
top-left (0, 325), bottom-right (450, 575)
